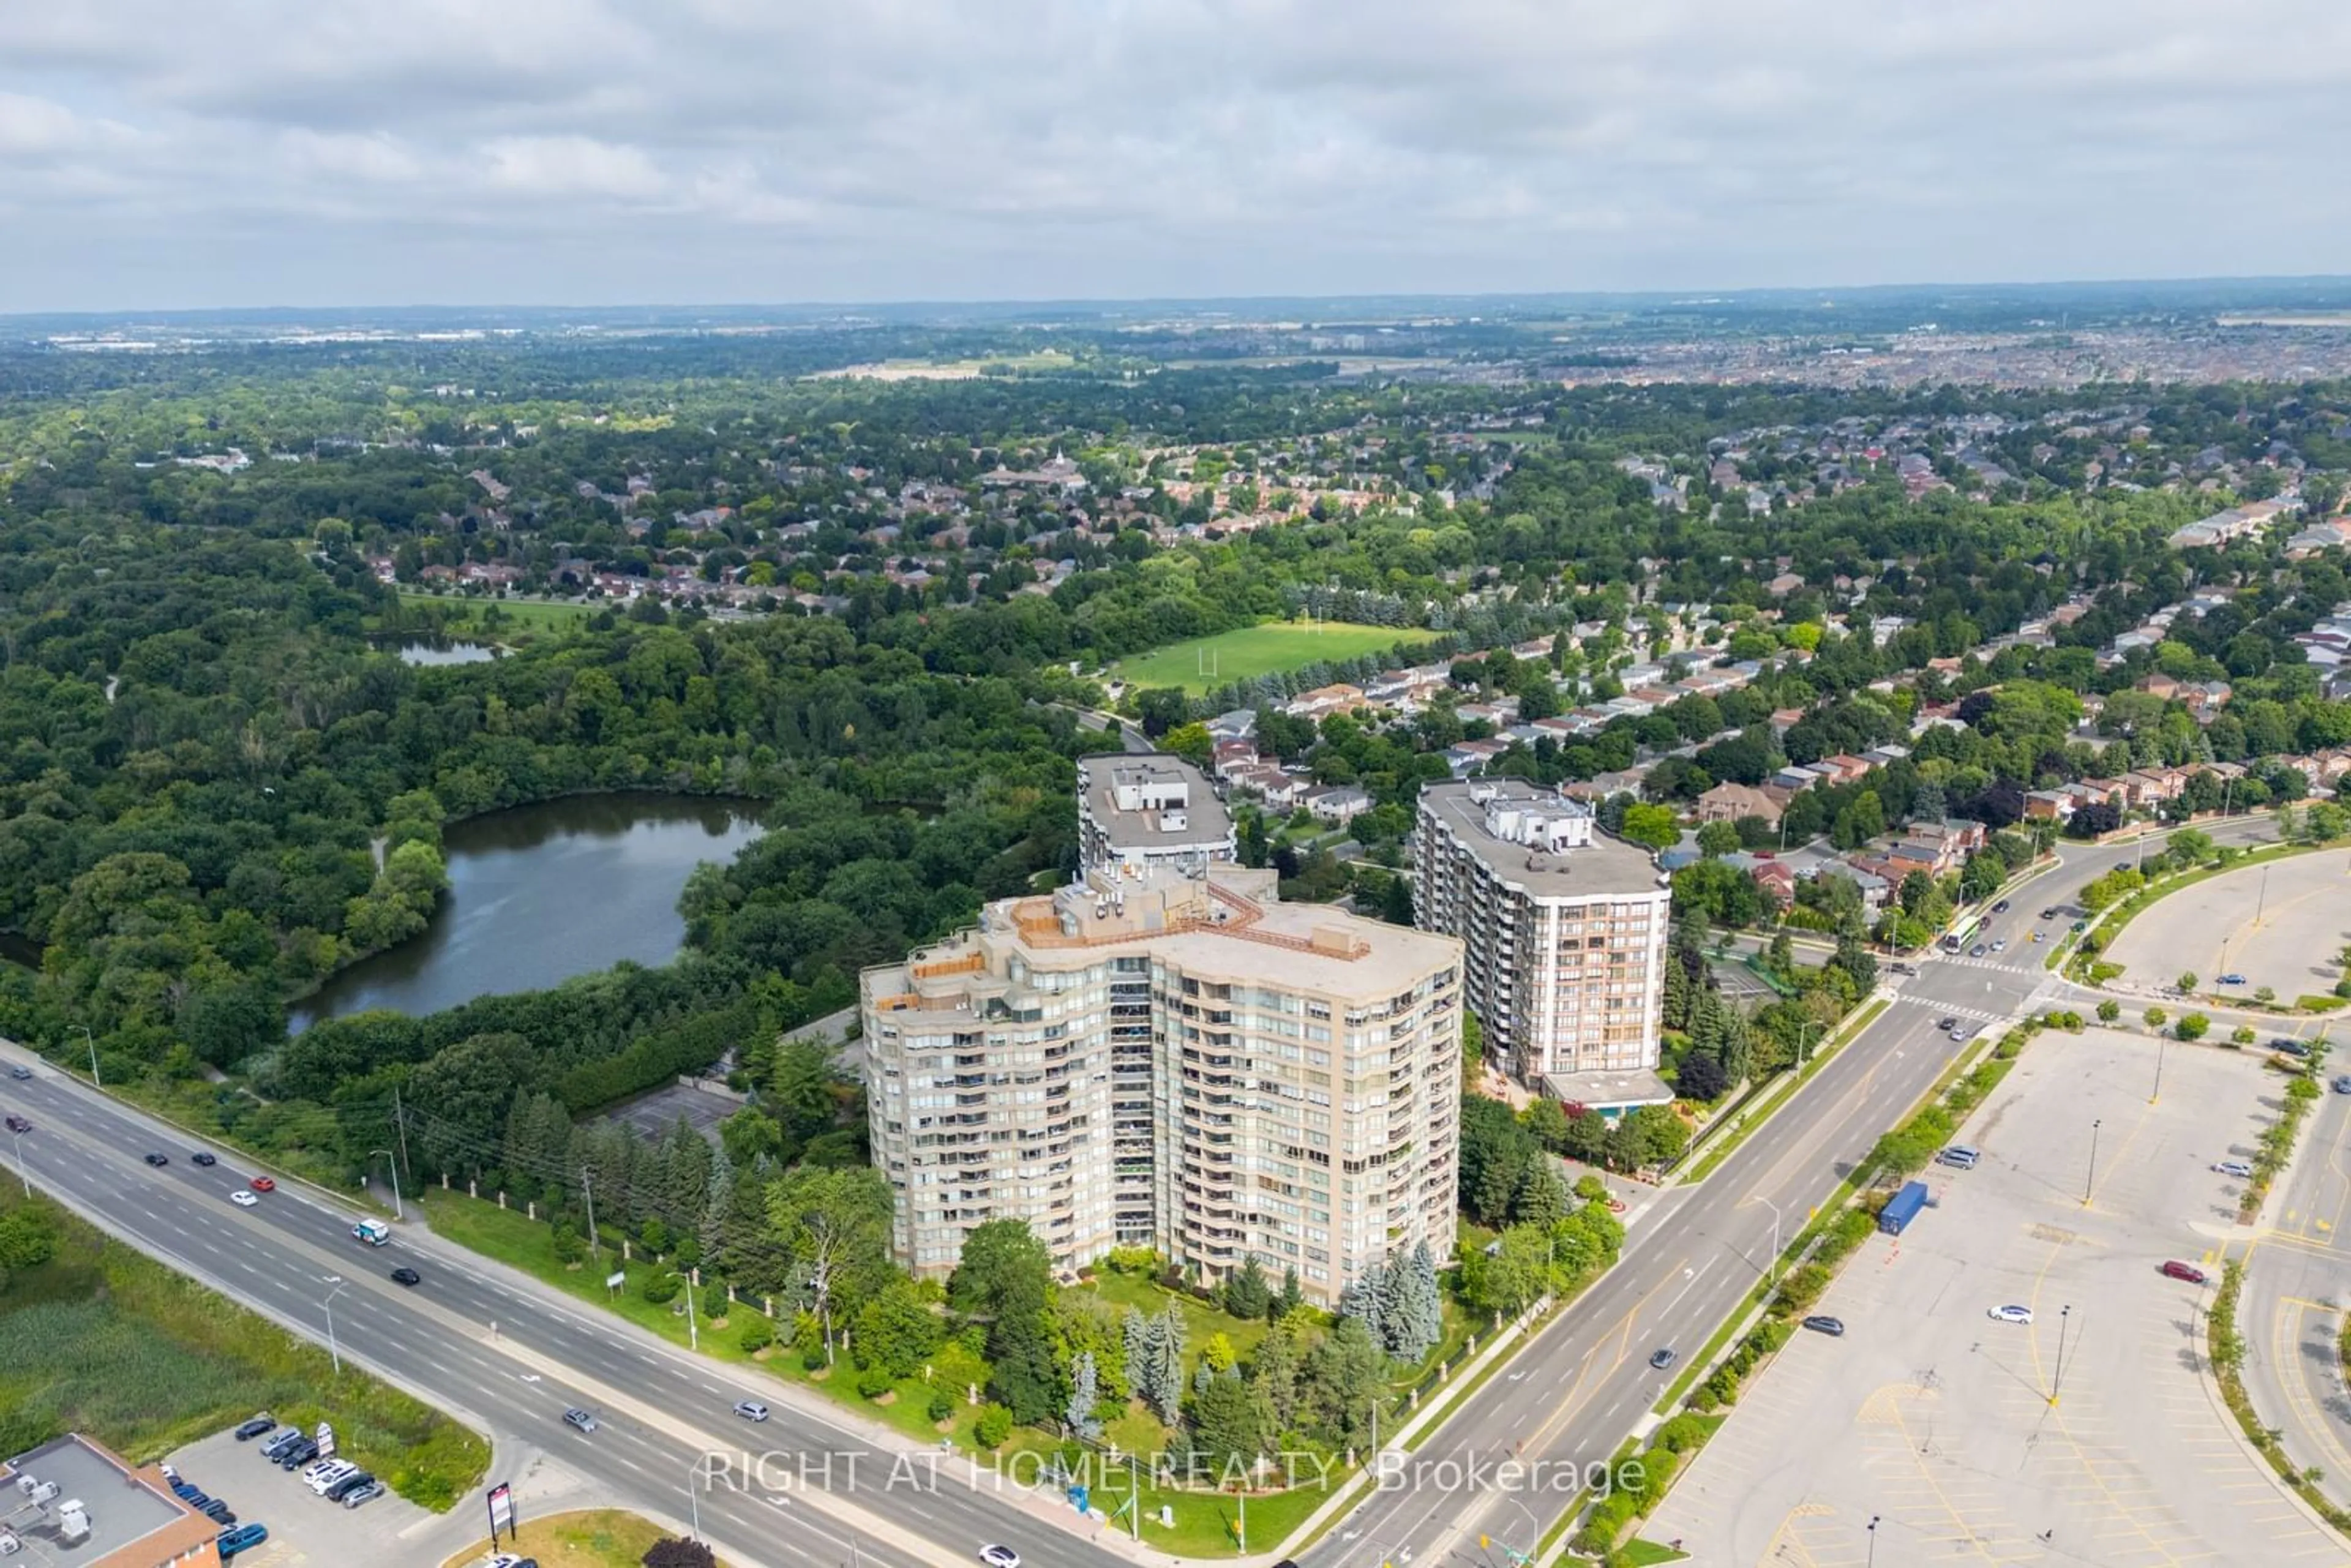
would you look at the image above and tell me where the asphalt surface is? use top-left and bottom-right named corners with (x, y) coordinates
top-left (1305, 814), bottom-right (2284, 1568)
top-left (2238, 1070), bottom-right (2351, 1515)
top-left (0, 1065), bottom-right (1117, 1568)
top-left (0, 814), bottom-right (2284, 1568)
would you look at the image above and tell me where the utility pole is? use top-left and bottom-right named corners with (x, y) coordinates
top-left (2050, 1304), bottom-right (2072, 1406)
top-left (2083, 1119), bottom-right (2102, 1207)
top-left (392, 1084), bottom-right (412, 1184)
top-left (9, 1126), bottom-right (28, 1197)
top-left (582, 1167), bottom-right (601, 1257)
top-left (321, 1277), bottom-right (348, 1375)
top-left (1760, 1195), bottom-right (1786, 1286)
top-left (2151, 1031), bottom-right (2167, 1106)
top-left (685, 1269), bottom-right (700, 1352)
top-left (369, 1149), bottom-right (403, 1220)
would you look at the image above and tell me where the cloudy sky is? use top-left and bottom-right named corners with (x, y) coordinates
top-left (4, 0), bottom-right (2348, 312)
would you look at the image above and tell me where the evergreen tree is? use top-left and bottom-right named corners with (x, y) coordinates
top-left (1833, 922), bottom-right (1879, 994)
top-left (1223, 1253), bottom-right (1273, 1321)
top-left (1512, 1159), bottom-right (1567, 1228)
top-left (1066, 1350), bottom-right (1100, 1438)
top-left (1337, 1258), bottom-right (1387, 1349)
top-left (1387, 1242), bottom-right (1442, 1364)
top-left (1277, 1266), bottom-right (1305, 1321)
top-left (1250, 1323), bottom-right (1304, 1428)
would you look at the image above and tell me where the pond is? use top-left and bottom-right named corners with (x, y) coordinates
top-left (394, 639), bottom-right (498, 666)
top-left (288, 793), bottom-right (765, 1031)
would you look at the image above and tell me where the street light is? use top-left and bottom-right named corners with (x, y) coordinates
top-left (1758, 1195), bottom-right (1787, 1286)
top-left (78, 1024), bottom-right (99, 1089)
top-left (1867, 1514), bottom-right (1881, 1568)
top-left (683, 1455), bottom-right (703, 1543)
top-left (367, 1149), bottom-right (403, 1220)
top-left (321, 1276), bottom-right (348, 1375)
top-left (2054, 1302), bottom-right (2077, 1400)
top-left (2083, 1119), bottom-right (2102, 1207)
top-left (8, 1124), bottom-right (28, 1198)
top-left (2151, 1029), bottom-right (2167, 1106)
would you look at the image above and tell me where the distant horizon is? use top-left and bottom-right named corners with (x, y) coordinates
top-left (12, 272), bottom-right (2351, 329)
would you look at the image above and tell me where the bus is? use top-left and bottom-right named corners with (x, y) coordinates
top-left (1941, 914), bottom-right (1984, 953)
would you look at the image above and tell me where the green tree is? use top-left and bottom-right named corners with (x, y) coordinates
top-left (1619, 803), bottom-right (1681, 851)
top-left (770, 1166), bottom-right (894, 1364)
top-left (1695, 820), bottom-right (1742, 858)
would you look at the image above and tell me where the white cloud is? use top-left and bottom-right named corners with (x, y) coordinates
top-left (0, 0), bottom-right (2345, 307)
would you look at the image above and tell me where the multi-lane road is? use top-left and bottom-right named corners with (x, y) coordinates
top-left (3, 814), bottom-right (2281, 1568)
top-left (1302, 814), bottom-right (2283, 1568)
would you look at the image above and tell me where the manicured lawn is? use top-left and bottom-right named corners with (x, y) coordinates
top-left (1079, 1269), bottom-right (1273, 1363)
top-left (440, 1508), bottom-right (722, 1568)
top-left (1114, 621), bottom-right (1438, 694)
top-left (422, 1196), bottom-right (1353, 1557)
top-left (396, 589), bottom-right (596, 632)
top-left (1623, 1537), bottom-right (1693, 1564)
top-left (0, 1191), bottom-right (486, 1508)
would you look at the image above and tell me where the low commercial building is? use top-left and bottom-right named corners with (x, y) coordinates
top-left (0, 1435), bottom-right (220, 1568)
top-left (1414, 780), bottom-right (1672, 1113)
top-left (863, 863), bottom-right (1464, 1303)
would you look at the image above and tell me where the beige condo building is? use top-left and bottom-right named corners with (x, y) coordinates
top-left (1414, 779), bottom-right (1673, 1111)
top-left (861, 861), bottom-right (1464, 1303)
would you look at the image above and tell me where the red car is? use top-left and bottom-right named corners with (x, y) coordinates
top-left (2161, 1259), bottom-right (2208, 1285)
top-left (249, 1176), bottom-right (276, 1193)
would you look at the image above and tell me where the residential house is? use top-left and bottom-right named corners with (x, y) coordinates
top-left (1695, 781), bottom-right (1784, 828)
top-left (1305, 785), bottom-right (1374, 825)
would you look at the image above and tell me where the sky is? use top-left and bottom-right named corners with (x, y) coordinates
top-left (4, 0), bottom-right (2349, 313)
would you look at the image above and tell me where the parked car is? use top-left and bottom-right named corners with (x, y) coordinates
top-left (1990, 938), bottom-right (2008, 953)
top-left (258, 1431), bottom-right (303, 1461)
top-left (1992, 899), bottom-right (2010, 913)
top-left (1801, 1315), bottom-right (1846, 1336)
top-left (217, 1523), bottom-right (268, 1558)
top-left (563, 1408), bottom-right (598, 1434)
top-left (249, 1176), bottom-right (276, 1191)
top-left (1987, 1305), bottom-right (2034, 1325)
top-left (144, 1152), bottom-right (170, 1167)
top-left (1647, 1347), bottom-right (1677, 1370)
top-left (233, 1416), bottom-right (275, 1441)
top-left (202, 1500), bottom-right (236, 1526)
top-left (323, 1471), bottom-right (375, 1503)
top-left (231, 1190), bottom-right (260, 1208)
top-left (275, 1439), bottom-right (318, 1469)
top-left (2219, 973), bottom-right (2246, 986)
top-left (1938, 1146), bottom-right (1981, 1170)
top-left (733, 1401), bottom-right (770, 1422)
top-left (2161, 1260), bottom-right (2209, 1285)
top-left (2272, 1039), bottom-right (2310, 1057)
top-left (390, 1267), bottom-right (421, 1286)
top-left (2331, 1076), bottom-right (2351, 1095)
top-left (342, 1480), bottom-right (385, 1509)
top-left (2213, 1160), bottom-right (2256, 1179)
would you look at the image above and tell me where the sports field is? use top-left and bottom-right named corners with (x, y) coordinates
top-left (1113, 621), bottom-right (1438, 692)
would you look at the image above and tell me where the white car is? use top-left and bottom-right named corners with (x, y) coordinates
top-left (980, 1548), bottom-right (1021, 1568)
top-left (231, 1190), bottom-right (260, 1207)
top-left (1987, 1304), bottom-right (2034, 1325)
top-left (2213, 1160), bottom-right (2255, 1179)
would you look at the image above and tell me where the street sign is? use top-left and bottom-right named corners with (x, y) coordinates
top-left (605, 1270), bottom-right (626, 1290)
top-left (487, 1481), bottom-right (516, 1540)
top-left (314, 1422), bottom-right (336, 1458)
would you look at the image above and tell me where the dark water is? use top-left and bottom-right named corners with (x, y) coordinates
top-left (288, 793), bottom-right (765, 1030)
top-left (394, 639), bottom-right (497, 666)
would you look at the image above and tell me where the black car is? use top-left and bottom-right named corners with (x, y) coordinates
top-left (324, 1471), bottom-right (375, 1503)
top-left (1968, 942), bottom-right (1988, 958)
top-left (2039, 907), bottom-right (2059, 920)
top-left (2273, 1039), bottom-right (2311, 1057)
top-left (390, 1267), bottom-right (421, 1287)
top-left (1991, 899), bottom-right (2010, 913)
top-left (144, 1152), bottom-right (170, 1167)
top-left (276, 1438), bottom-right (318, 1469)
top-left (2, 1114), bottom-right (27, 1134)
top-left (233, 1416), bottom-right (274, 1441)
top-left (202, 1499), bottom-right (236, 1526)
top-left (1801, 1315), bottom-right (1847, 1336)
top-left (1935, 1017), bottom-right (1957, 1031)
top-left (193, 1151), bottom-right (217, 1167)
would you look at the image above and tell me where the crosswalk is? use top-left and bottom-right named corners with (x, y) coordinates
top-left (1927, 953), bottom-right (2044, 979)
top-left (1890, 993), bottom-right (2012, 1026)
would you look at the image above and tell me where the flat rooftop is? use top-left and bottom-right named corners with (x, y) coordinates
top-left (1541, 1067), bottom-right (1676, 1111)
top-left (1421, 780), bottom-right (1664, 899)
top-left (1079, 754), bottom-right (1233, 852)
top-left (0, 1433), bottom-right (212, 1568)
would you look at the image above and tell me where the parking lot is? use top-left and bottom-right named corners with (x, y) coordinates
top-left (1649, 1026), bottom-right (2341, 1565)
top-left (2106, 847), bottom-right (2351, 1003)
top-left (165, 1420), bottom-right (435, 1568)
